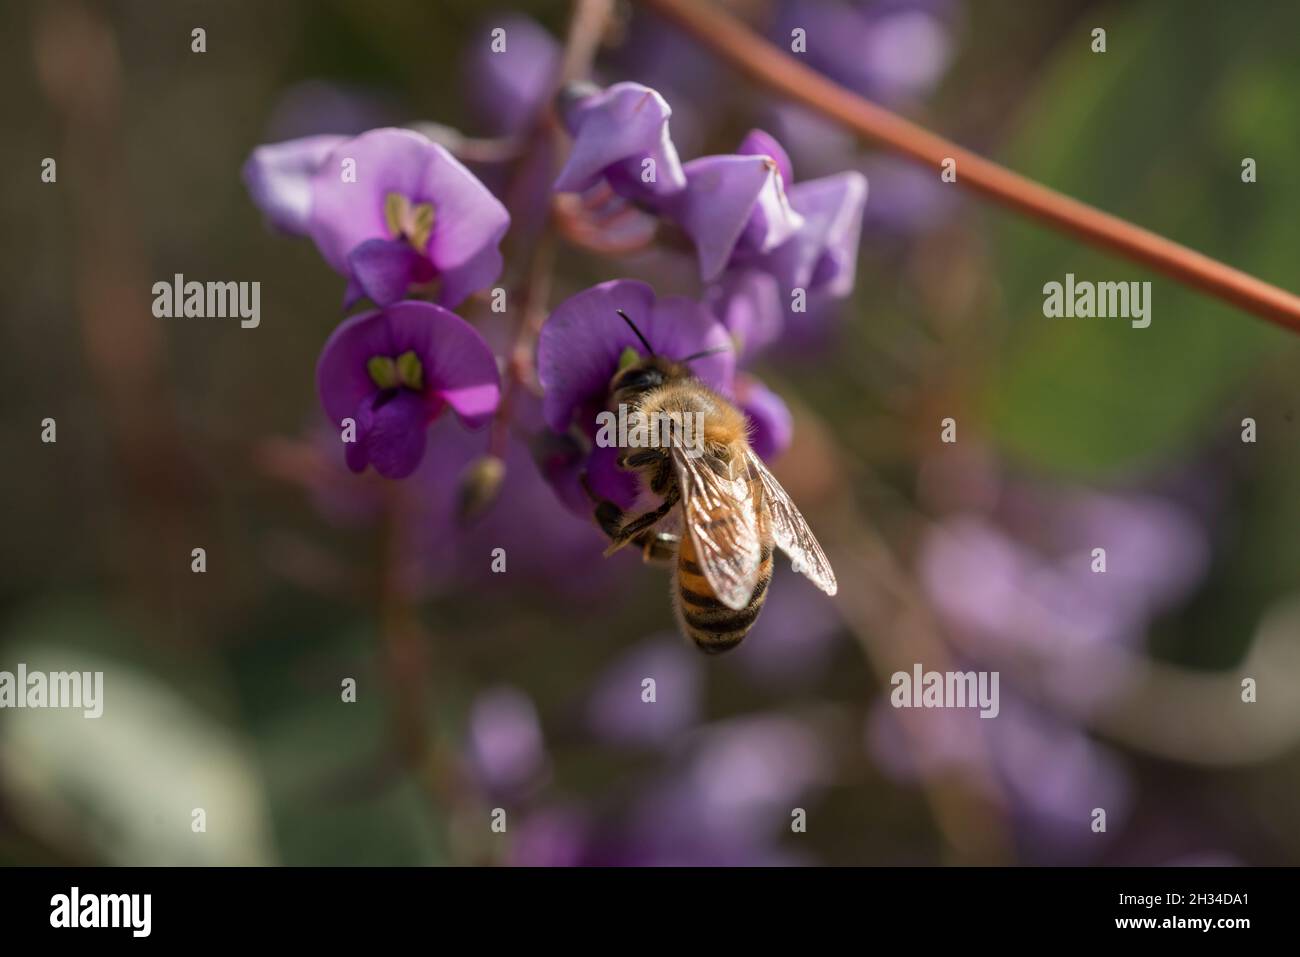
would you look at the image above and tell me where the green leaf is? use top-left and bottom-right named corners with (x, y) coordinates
top-left (983, 0), bottom-right (1298, 477)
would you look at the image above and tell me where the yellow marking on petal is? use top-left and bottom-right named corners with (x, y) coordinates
top-left (396, 350), bottom-right (424, 391)
top-left (407, 202), bottom-right (435, 253)
top-left (383, 192), bottom-right (406, 240)
top-left (367, 355), bottom-right (399, 390)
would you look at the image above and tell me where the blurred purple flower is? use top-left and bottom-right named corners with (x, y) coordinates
top-left (263, 79), bottom-right (399, 141)
top-left (316, 300), bottom-right (500, 479)
top-left (466, 686), bottom-right (547, 795)
top-left (734, 373), bottom-right (793, 462)
top-left (243, 134), bottom-right (346, 235)
top-left (508, 804), bottom-right (590, 867)
top-left (917, 481), bottom-right (1210, 712)
top-left (463, 16), bottom-right (561, 136)
top-left (733, 569), bottom-right (842, 685)
top-left (295, 128), bottom-right (509, 308)
top-left (771, 0), bottom-right (956, 106)
top-left (867, 693), bottom-right (1133, 862)
top-left (554, 82), bottom-right (686, 200)
top-left (706, 269), bottom-right (784, 360)
top-left (586, 635), bottom-right (703, 747)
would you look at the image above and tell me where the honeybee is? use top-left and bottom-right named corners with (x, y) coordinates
top-left (587, 311), bottom-right (838, 654)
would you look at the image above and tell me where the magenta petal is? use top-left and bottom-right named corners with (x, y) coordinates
top-left (554, 83), bottom-right (686, 196)
top-left (668, 154), bottom-right (802, 282)
top-left (352, 390), bottom-right (430, 479)
top-left (242, 134), bottom-right (346, 235)
top-left (537, 279), bottom-right (733, 434)
top-left (736, 374), bottom-right (793, 462)
top-left (347, 238), bottom-right (435, 307)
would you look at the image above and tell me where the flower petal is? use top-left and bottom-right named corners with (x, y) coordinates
top-left (554, 82), bottom-right (686, 197)
top-left (346, 237), bottom-right (436, 307)
top-left (764, 170), bottom-right (868, 298)
top-left (668, 154), bottom-right (803, 282)
top-left (350, 390), bottom-right (430, 479)
top-left (421, 143), bottom-right (511, 275)
top-left (317, 301), bottom-right (499, 432)
top-left (707, 269), bottom-right (783, 359)
top-left (537, 279), bottom-right (733, 433)
top-left (308, 128), bottom-right (435, 272)
top-left (736, 374), bottom-right (793, 462)
top-left (380, 301), bottom-right (502, 429)
top-left (464, 16), bottom-right (561, 136)
top-left (737, 128), bottom-right (793, 190)
top-left (242, 134), bottom-right (346, 235)
top-left (438, 241), bottom-right (505, 310)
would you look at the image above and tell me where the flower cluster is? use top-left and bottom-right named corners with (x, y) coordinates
top-left (243, 77), bottom-right (867, 522)
top-left (244, 127), bottom-right (507, 478)
top-left (540, 82), bottom-right (867, 509)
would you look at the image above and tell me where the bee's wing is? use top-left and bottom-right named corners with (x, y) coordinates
top-left (745, 448), bottom-right (838, 597)
top-left (672, 447), bottom-right (764, 611)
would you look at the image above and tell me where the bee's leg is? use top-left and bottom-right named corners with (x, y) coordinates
top-left (605, 487), bottom-right (680, 556)
top-left (637, 530), bottom-right (680, 564)
top-left (618, 449), bottom-right (663, 471)
top-left (581, 475), bottom-right (628, 542)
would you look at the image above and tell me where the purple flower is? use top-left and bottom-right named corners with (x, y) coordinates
top-left (756, 170), bottom-right (868, 301)
top-left (700, 132), bottom-right (866, 351)
top-left (665, 149), bottom-right (804, 282)
top-left (586, 635), bottom-right (703, 746)
top-left (536, 279), bottom-right (734, 508)
top-left (706, 269), bottom-right (784, 359)
top-left (302, 128), bottom-right (510, 308)
top-left (242, 134), bottom-right (346, 235)
top-left (734, 373), bottom-right (793, 461)
top-left (554, 82), bottom-right (687, 201)
top-left (466, 686), bottom-right (548, 795)
top-left (463, 16), bottom-right (561, 136)
top-left (771, 1), bottom-right (956, 107)
top-left (316, 300), bottom-right (500, 480)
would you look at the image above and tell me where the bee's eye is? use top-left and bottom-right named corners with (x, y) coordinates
top-left (617, 367), bottom-right (664, 392)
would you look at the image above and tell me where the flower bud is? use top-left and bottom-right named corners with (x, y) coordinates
top-left (457, 455), bottom-right (506, 524)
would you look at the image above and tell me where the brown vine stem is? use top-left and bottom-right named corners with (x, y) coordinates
top-left (641, 0), bottom-right (1300, 335)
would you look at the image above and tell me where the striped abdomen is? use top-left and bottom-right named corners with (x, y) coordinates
top-left (673, 533), bottom-right (773, 654)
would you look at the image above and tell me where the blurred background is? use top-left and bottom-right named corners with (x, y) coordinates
top-left (1, 0), bottom-right (1298, 865)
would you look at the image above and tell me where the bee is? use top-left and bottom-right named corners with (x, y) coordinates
top-left (587, 310), bottom-right (837, 654)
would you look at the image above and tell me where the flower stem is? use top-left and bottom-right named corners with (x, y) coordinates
top-left (641, 0), bottom-right (1300, 335)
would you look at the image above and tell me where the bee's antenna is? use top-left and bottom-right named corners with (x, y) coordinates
top-left (677, 344), bottom-right (731, 363)
top-left (616, 309), bottom-right (656, 357)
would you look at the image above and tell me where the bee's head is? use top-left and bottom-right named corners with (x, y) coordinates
top-left (606, 309), bottom-right (728, 404)
top-left (609, 351), bottom-right (679, 403)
